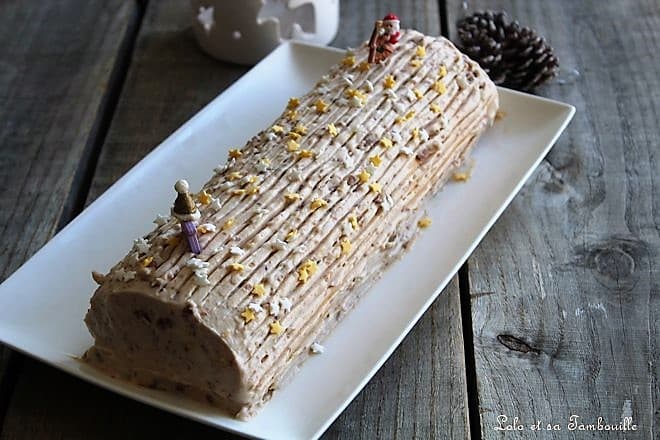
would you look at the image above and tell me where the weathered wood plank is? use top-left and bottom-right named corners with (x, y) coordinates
top-left (1, 0), bottom-right (471, 438)
top-left (0, 0), bottom-right (138, 427)
top-left (447, 0), bottom-right (659, 438)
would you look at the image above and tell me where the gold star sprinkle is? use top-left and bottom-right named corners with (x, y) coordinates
top-left (358, 169), bottom-right (371, 183)
top-left (383, 75), bottom-right (396, 89)
top-left (348, 214), bottom-right (359, 230)
top-left (197, 224), bottom-right (213, 233)
top-left (271, 125), bottom-right (284, 133)
top-left (358, 61), bottom-right (370, 72)
top-left (227, 171), bottom-right (243, 181)
top-left (269, 320), bottom-right (285, 335)
top-left (298, 149), bottom-right (314, 159)
top-left (228, 149), bottom-right (242, 159)
top-left (438, 65), bottom-right (447, 78)
top-left (412, 127), bottom-right (420, 140)
top-left (231, 189), bottom-right (247, 197)
top-left (413, 88), bottom-right (423, 100)
top-left (287, 139), bottom-right (300, 152)
top-left (241, 308), bottom-right (255, 324)
top-left (418, 217), bottom-right (432, 228)
top-left (229, 262), bottom-right (244, 272)
top-left (310, 198), bottom-right (328, 210)
top-left (252, 283), bottom-right (266, 297)
top-left (379, 137), bottom-right (393, 149)
top-left (405, 110), bottom-right (416, 120)
top-left (341, 55), bottom-right (356, 67)
top-left (284, 193), bottom-right (301, 203)
top-left (246, 185), bottom-right (260, 195)
top-left (368, 182), bottom-right (382, 194)
top-left (287, 97), bottom-right (300, 109)
top-left (287, 131), bottom-right (301, 140)
top-left (285, 109), bottom-right (298, 121)
top-left (369, 155), bottom-right (382, 167)
top-left (314, 99), bottom-right (329, 114)
top-left (433, 81), bottom-right (446, 94)
top-left (140, 256), bottom-right (153, 267)
top-left (410, 59), bottom-right (422, 68)
top-left (327, 123), bottom-right (338, 137)
top-left (345, 88), bottom-right (366, 101)
top-left (197, 190), bottom-right (212, 205)
top-left (340, 238), bottom-right (351, 255)
top-left (416, 45), bottom-right (426, 58)
top-left (293, 124), bottom-right (308, 135)
top-left (298, 266), bottom-right (310, 284)
top-left (285, 229), bottom-right (297, 242)
top-left (222, 218), bottom-right (235, 231)
top-left (430, 103), bottom-right (442, 114)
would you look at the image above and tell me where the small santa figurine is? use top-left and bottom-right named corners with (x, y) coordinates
top-left (171, 179), bottom-right (202, 254)
top-left (368, 13), bottom-right (401, 63)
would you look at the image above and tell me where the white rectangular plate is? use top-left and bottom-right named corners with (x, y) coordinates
top-left (0, 42), bottom-right (574, 439)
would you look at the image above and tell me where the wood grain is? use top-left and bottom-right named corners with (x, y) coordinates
top-left (447, 0), bottom-right (659, 438)
top-left (0, 0), bottom-right (138, 427)
top-left (1, 0), bottom-right (471, 439)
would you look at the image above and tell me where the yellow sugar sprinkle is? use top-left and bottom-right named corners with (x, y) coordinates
top-left (287, 97), bottom-right (300, 109)
top-left (271, 125), bottom-right (284, 133)
top-left (222, 218), bottom-right (235, 231)
top-left (246, 185), bottom-right (260, 195)
top-left (452, 171), bottom-right (470, 182)
top-left (433, 81), bottom-right (446, 95)
top-left (348, 214), bottom-right (359, 230)
top-left (345, 88), bottom-right (366, 101)
top-left (197, 224), bottom-right (213, 233)
top-left (418, 217), bottom-right (432, 228)
top-left (379, 137), bottom-right (393, 149)
top-left (369, 182), bottom-right (382, 194)
top-left (430, 103), bottom-right (442, 114)
top-left (241, 308), bottom-right (255, 324)
top-left (340, 238), bottom-right (352, 255)
top-left (197, 190), bottom-right (212, 205)
top-left (327, 123), bottom-right (338, 137)
top-left (293, 124), bottom-right (308, 135)
top-left (284, 193), bottom-right (301, 203)
top-left (302, 259), bottom-right (318, 275)
top-left (227, 171), bottom-right (243, 181)
top-left (314, 99), bottom-right (329, 114)
top-left (410, 59), bottom-right (422, 68)
top-left (412, 127), bottom-right (420, 140)
top-left (298, 149), bottom-right (314, 159)
top-left (287, 139), bottom-right (300, 152)
top-left (269, 320), bottom-right (285, 335)
top-left (394, 116), bottom-right (404, 124)
top-left (297, 259), bottom-right (318, 284)
top-left (438, 65), bottom-right (447, 78)
top-left (287, 131), bottom-right (301, 140)
top-left (285, 229), bottom-right (297, 242)
top-left (413, 88), bottom-right (424, 100)
top-left (416, 45), bottom-right (426, 58)
top-left (369, 155), bottom-right (382, 167)
top-left (228, 149), bottom-right (242, 159)
top-left (166, 236), bottom-right (180, 247)
top-left (231, 189), bottom-right (247, 197)
top-left (140, 256), bottom-right (153, 267)
top-left (298, 267), bottom-right (310, 284)
top-left (246, 175), bottom-right (258, 184)
top-left (252, 283), bottom-right (266, 297)
top-left (358, 169), bottom-right (371, 183)
top-left (341, 55), bottom-right (356, 67)
top-left (310, 198), bottom-right (328, 210)
top-left (229, 262), bottom-right (244, 272)
top-left (405, 110), bottom-right (416, 120)
top-left (285, 109), bottom-right (299, 121)
top-left (383, 75), bottom-right (396, 89)
top-left (358, 61), bottom-right (370, 72)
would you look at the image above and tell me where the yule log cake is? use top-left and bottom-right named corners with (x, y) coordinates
top-left (84, 29), bottom-right (498, 419)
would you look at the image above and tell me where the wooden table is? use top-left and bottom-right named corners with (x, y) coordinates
top-left (0, 1), bottom-right (656, 438)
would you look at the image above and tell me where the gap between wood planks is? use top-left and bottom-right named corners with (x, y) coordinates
top-left (0, 0), bottom-right (148, 432)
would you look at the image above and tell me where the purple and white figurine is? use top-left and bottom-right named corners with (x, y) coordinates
top-left (171, 179), bottom-right (202, 254)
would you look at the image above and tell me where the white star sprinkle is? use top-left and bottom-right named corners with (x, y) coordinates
top-left (197, 6), bottom-right (215, 33)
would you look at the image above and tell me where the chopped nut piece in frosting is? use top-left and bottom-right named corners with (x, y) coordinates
top-left (252, 283), bottom-right (266, 297)
top-left (228, 149), bottom-right (242, 159)
top-left (310, 198), bottom-right (328, 210)
top-left (418, 217), bottom-right (432, 228)
top-left (269, 320), bottom-right (285, 335)
top-left (287, 97), bottom-right (300, 109)
top-left (383, 74), bottom-right (396, 89)
top-left (241, 308), bottom-right (256, 324)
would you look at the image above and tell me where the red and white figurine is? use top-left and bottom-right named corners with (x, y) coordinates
top-left (368, 13), bottom-right (401, 63)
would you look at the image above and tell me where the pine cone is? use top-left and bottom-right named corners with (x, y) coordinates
top-left (456, 11), bottom-right (559, 92)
